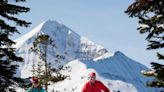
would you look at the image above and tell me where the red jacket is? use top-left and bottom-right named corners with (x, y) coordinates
top-left (82, 80), bottom-right (110, 92)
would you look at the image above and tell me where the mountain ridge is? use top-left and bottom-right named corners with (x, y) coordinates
top-left (15, 20), bottom-right (109, 78)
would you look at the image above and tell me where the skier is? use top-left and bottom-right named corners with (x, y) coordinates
top-left (27, 77), bottom-right (45, 92)
top-left (82, 72), bottom-right (110, 92)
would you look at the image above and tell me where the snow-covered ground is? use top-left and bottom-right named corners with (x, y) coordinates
top-left (15, 20), bottom-right (159, 92)
top-left (48, 59), bottom-right (138, 92)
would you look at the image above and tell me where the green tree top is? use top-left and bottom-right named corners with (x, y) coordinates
top-left (0, 0), bottom-right (31, 91)
top-left (125, 0), bottom-right (164, 89)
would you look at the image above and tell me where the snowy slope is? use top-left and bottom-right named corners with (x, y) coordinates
top-left (15, 20), bottom-right (159, 92)
top-left (48, 59), bottom-right (137, 92)
top-left (48, 52), bottom-right (159, 92)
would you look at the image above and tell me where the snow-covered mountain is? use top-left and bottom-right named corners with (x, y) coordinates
top-left (15, 20), bottom-right (159, 92)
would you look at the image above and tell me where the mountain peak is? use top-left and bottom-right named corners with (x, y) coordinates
top-left (15, 20), bottom-right (109, 77)
top-left (115, 51), bottom-right (125, 56)
top-left (41, 20), bottom-right (64, 32)
top-left (44, 20), bottom-right (60, 25)
top-left (14, 20), bottom-right (77, 48)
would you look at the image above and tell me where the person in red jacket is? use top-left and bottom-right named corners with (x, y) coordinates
top-left (82, 72), bottom-right (110, 92)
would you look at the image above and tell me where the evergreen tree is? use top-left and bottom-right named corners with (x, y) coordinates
top-left (0, 0), bottom-right (31, 91)
top-left (125, 0), bottom-right (164, 89)
top-left (30, 34), bottom-right (67, 91)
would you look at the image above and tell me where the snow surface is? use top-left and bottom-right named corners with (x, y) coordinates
top-left (48, 59), bottom-right (138, 92)
top-left (14, 20), bottom-right (159, 92)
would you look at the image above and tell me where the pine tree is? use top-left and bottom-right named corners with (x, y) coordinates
top-left (125, 0), bottom-right (164, 89)
top-left (30, 34), bottom-right (67, 91)
top-left (31, 34), bottom-right (53, 91)
top-left (0, 0), bottom-right (31, 91)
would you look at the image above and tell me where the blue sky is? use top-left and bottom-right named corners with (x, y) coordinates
top-left (13, 0), bottom-right (160, 68)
